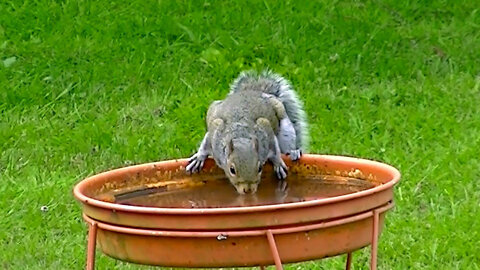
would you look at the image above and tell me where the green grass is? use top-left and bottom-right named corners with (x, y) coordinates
top-left (1, 0), bottom-right (479, 269)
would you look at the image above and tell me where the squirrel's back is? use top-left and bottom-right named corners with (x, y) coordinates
top-left (229, 70), bottom-right (308, 149)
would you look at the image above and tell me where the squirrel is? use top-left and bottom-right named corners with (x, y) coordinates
top-left (186, 70), bottom-right (308, 194)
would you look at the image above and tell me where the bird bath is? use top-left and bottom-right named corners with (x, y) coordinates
top-left (73, 154), bottom-right (400, 269)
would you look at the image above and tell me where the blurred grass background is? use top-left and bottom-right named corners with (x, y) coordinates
top-left (1, 0), bottom-right (479, 269)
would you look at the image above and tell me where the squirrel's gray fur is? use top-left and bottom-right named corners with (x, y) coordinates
top-left (186, 70), bottom-right (308, 194)
top-left (230, 70), bottom-right (309, 150)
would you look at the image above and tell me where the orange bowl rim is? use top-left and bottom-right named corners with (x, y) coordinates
top-left (73, 154), bottom-right (400, 215)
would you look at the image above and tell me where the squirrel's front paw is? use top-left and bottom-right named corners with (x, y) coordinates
top-left (274, 159), bottom-right (288, 180)
top-left (288, 149), bottom-right (302, 161)
top-left (186, 153), bottom-right (207, 173)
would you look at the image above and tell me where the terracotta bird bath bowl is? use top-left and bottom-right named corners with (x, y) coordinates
top-left (73, 154), bottom-right (400, 269)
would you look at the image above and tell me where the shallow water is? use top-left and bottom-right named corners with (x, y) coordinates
top-left (114, 174), bottom-right (376, 208)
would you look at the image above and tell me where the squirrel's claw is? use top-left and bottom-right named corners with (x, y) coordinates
top-left (186, 153), bottom-right (206, 173)
top-left (288, 149), bottom-right (302, 161)
top-left (274, 160), bottom-right (288, 180)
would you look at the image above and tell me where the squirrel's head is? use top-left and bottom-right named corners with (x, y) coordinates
top-left (225, 137), bottom-right (263, 194)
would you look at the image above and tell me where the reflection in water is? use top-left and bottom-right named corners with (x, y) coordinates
top-left (113, 174), bottom-right (376, 208)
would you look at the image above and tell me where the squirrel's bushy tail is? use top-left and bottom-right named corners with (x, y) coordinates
top-left (230, 70), bottom-right (309, 150)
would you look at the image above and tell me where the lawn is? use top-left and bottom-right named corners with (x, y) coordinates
top-left (1, 0), bottom-right (479, 269)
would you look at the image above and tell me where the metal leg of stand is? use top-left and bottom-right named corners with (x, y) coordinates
top-left (266, 230), bottom-right (283, 270)
top-left (345, 252), bottom-right (352, 270)
top-left (86, 221), bottom-right (98, 270)
top-left (370, 210), bottom-right (380, 270)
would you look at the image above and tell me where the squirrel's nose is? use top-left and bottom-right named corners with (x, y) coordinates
top-left (243, 186), bottom-right (258, 194)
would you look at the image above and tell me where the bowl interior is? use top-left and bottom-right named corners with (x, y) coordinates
top-left (78, 155), bottom-right (394, 209)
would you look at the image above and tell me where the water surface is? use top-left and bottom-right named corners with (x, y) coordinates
top-left (113, 174), bottom-right (376, 208)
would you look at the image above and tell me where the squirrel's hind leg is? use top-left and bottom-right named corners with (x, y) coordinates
top-left (186, 132), bottom-right (211, 173)
top-left (270, 97), bottom-right (302, 161)
top-left (277, 117), bottom-right (302, 161)
top-left (268, 135), bottom-right (288, 180)
top-left (256, 117), bottom-right (288, 180)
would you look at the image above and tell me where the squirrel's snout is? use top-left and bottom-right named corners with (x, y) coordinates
top-left (235, 183), bottom-right (258, 194)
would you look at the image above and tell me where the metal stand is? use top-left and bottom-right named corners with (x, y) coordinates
top-left (371, 209), bottom-right (380, 270)
top-left (86, 221), bottom-right (98, 270)
top-left (345, 252), bottom-right (353, 270)
top-left (266, 230), bottom-right (283, 270)
top-left (84, 203), bottom-right (391, 270)
top-left (262, 206), bottom-right (385, 270)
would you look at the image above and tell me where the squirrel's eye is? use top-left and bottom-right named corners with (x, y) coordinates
top-left (258, 165), bottom-right (262, 173)
top-left (229, 166), bottom-right (236, 175)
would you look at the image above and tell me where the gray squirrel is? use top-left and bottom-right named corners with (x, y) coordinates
top-left (186, 70), bottom-right (308, 194)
